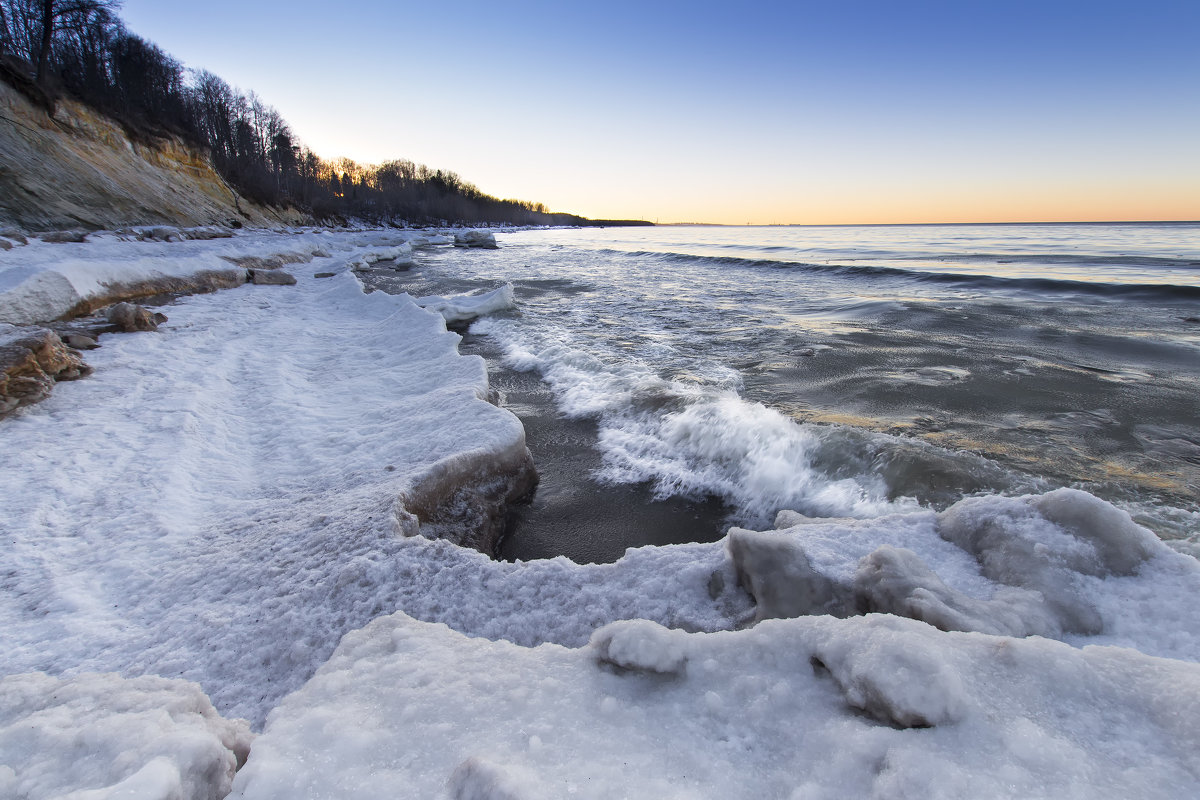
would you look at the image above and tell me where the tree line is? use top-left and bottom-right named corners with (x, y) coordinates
top-left (0, 0), bottom-right (625, 227)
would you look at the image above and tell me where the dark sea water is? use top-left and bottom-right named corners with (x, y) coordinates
top-left (371, 223), bottom-right (1200, 562)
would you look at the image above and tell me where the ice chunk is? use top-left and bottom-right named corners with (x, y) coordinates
top-left (414, 283), bottom-right (516, 325)
top-left (938, 489), bottom-right (1170, 634)
top-left (348, 243), bottom-right (414, 269)
top-left (0, 671), bottom-right (251, 800)
top-left (809, 614), bottom-right (971, 727)
top-left (454, 229), bottom-right (499, 249)
top-left (854, 545), bottom-right (1057, 637)
top-left (590, 619), bottom-right (688, 675)
top-left (726, 527), bottom-right (852, 621)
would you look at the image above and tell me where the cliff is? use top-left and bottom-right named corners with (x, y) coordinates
top-left (0, 80), bottom-right (304, 232)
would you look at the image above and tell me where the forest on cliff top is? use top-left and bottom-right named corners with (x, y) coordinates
top-left (0, 0), bottom-right (640, 227)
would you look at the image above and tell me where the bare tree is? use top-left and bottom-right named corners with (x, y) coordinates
top-left (33, 0), bottom-right (119, 83)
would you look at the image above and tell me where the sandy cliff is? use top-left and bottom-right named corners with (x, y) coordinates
top-left (0, 80), bottom-right (303, 231)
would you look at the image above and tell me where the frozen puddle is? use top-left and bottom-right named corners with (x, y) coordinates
top-left (2, 229), bottom-right (1200, 798)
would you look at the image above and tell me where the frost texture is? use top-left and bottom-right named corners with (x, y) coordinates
top-left (228, 612), bottom-right (1200, 800)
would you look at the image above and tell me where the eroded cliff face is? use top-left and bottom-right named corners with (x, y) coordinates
top-left (0, 81), bottom-right (304, 231)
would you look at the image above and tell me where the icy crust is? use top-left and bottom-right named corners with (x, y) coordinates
top-left (0, 227), bottom-right (436, 324)
top-left (0, 672), bottom-right (252, 800)
top-left (230, 612), bottom-right (1200, 800)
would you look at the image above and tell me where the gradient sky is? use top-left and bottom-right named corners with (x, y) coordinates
top-left (117, 0), bottom-right (1199, 224)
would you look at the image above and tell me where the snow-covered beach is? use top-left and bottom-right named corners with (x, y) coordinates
top-left (2, 227), bottom-right (1200, 799)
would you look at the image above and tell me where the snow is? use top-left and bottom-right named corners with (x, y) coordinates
top-left (229, 611), bottom-right (1200, 800)
top-left (0, 671), bottom-right (252, 800)
top-left (2, 228), bottom-right (1199, 798)
top-left (0, 230), bottom-right (748, 731)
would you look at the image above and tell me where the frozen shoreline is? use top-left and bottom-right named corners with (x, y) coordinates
top-left (2, 228), bottom-right (1200, 798)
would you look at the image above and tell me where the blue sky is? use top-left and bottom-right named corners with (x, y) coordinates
top-left (118, 0), bottom-right (1200, 223)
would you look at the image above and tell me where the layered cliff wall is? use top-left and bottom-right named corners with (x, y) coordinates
top-left (0, 80), bottom-right (304, 232)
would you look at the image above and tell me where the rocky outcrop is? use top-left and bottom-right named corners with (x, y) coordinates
top-left (222, 251), bottom-right (321, 270)
top-left (60, 268), bottom-right (249, 320)
top-left (0, 80), bottom-right (305, 231)
top-left (0, 326), bottom-right (91, 417)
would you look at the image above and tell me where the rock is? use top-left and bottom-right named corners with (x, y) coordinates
top-left (182, 226), bottom-right (234, 241)
top-left (62, 333), bottom-right (99, 350)
top-left (39, 229), bottom-right (89, 243)
top-left (0, 229), bottom-right (28, 245)
top-left (249, 269), bottom-right (297, 286)
top-left (0, 239), bottom-right (11, 251)
top-left (136, 226), bottom-right (183, 242)
top-left (225, 251), bottom-right (315, 270)
top-left (1, 327), bottom-right (92, 418)
top-left (453, 229), bottom-right (499, 249)
top-left (314, 272), bottom-right (336, 279)
top-left (107, 302), bottom-right (161, 332)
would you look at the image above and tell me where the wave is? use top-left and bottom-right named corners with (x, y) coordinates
top-left (473, 315), bottom-right (1029, 527)
top-left (596, 249), bottom-right (1200, 301)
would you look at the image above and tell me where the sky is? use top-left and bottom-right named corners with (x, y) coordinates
top-left (117, 0), bottom-right (1199, 225)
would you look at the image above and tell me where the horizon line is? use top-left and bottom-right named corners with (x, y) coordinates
top-left (652, 219), bottom-right (1200, 228)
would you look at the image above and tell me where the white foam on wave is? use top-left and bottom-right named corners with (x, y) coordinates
top-left (598, 394), bottom-right (908, 522)
top-left (472, 315), bottom-right (911, 523)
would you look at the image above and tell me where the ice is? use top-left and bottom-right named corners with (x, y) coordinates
top-left (590, 618), bottom-right (689, 675)
top-left (726, 527), bottom-right (852, 620)
top-left (727, 489), bottom-right (1200, 656)
top-left (228, 611), bottom-right (1200, 799)
top-left (348, 243), bottom-right (414, 269)
top-left (453, 229), bottom-right (499, 249)
top-left (0, 235), bottom-right (751, 728)
top-left (414, 283), bottom-right (516, 324)
top-left (4, 228), bottom-right (1200, 797)
top-left (0, 671), bottom-right (251, 800)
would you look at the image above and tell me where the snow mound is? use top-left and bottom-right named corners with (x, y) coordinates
top-left (414, 284), bottom-right (516, 324)
top-left (590, 619), bottom-right (688, 675)
top-left (0, 671), bottom-right (251, 800)
top-left (228, 611), bottom-right (1200, 799)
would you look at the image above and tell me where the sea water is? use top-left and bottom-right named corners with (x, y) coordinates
top-left (372, 222), bottom-right (1200, 562)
